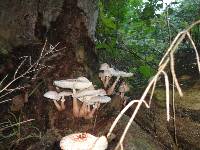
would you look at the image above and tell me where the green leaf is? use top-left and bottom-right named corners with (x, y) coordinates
top-left (101, 16), bottom-right (116, 29)
top-left (96, 43), bottom-right (108, 49)
top-left (139, 65), bottom-right (153, 78)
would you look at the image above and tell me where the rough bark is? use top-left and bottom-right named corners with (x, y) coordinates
top-left (0, 1), bottom-right (99, 149)
top-left (0, 0), bottom-right (99, 74)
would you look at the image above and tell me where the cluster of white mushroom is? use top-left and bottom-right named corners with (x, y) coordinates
top-left (60, 133), bottom-right (108, 150)
top-left (43, 77), bottom-right (111, 119)
top-left (57, 63), bottom-right (133, 150)
top-left (99, 63), bottom-right (132, 98)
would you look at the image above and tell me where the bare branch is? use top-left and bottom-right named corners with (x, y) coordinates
top-left (162, 71), bottom-right (170, 121)
top-left (0, 98), bottom-right (12, 104)
top-left (186, 32), bottom-right (200, 73)
top-left (0, 119), bottom-right (34, 131)
top-left (170, 52), bottom-right (183, 97)
top-left (0, 40), bottom-right (64, 99)
top-left (0, 74), bottom-right (8, 86)
top-left (149, 76), bottom-right (157, 106)
top-left (14, 57), bottom-right (27, 79)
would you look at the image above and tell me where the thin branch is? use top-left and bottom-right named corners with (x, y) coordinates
top-left (170, 52), bottom-right (183, 97)
top-left (162, 71), bottom-right (170, 121)
top-left (107, 99), bottom-right (149, 138)
top-left (114, 60), bottom-right (169, 149)
top-left (159, 31), bottom-right (185, 66)
top-left (0, 98), bottom-right (12, 104)
top-left (172, 73), bottom-right (178, 146)
top-left (14, 57), bottom-right (27, 79)
top-left (0, 119), bottom-right (34, 131)
top-left (149, 77), bottom-right (157, 106)
top-left (186, 32), bottom-right (200, 73)
top-left (0, 74), bottom-right (8, 86)
top-left (40, 39), bottom-right (47, 57)
top-left (0, 41), bottom-right (63, 101)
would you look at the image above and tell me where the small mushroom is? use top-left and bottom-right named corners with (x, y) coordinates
top-left (103, 70), bottom-right (112, 88)
top-left (111, 70), bottom-right (133, 77)
top-left (54, 78), bottom-right (92, 90)
top-left (58, 91), bottom-right (73, 110)
top-left (85, 96), bottom-right (111, 119)
top-left (107, 76), bottom-right (120, 95)
top-left (60, 133), bottom-right (108, 150)
top-left (73, 88), bottom-right (107, 119)
top-left (99, 63), bottom-right (110, 70)
top-left (99, 63), bottom-right (112, 88)
top-left (77, 95), bottom-right (111, 119)
top-left (81, 103), bottom-right (101, 119)
top-left (118, 82), bottom-right (130, 99)
top-left (54, 77), bottom-right (93, 117)
top-left (90, 96), bottom-right (111, 104)
top-left (74, 89), bottom-right (106, 98)
top-left (43, 91), bottom-right (62, 111)
top-left (106, 69), bottom-right (133, 95)
top-left (93, 135), bottom-right (108, 150)
top-left (72, 97), bottom-right (80, 117)
top-left (99, 72), bottom-right (106, 85)
top-left (79, 102), bottom-right (88, 117)
top-left (83, 104), bottom-right (99, 119)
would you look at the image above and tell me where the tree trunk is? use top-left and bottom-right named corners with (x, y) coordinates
top-left (0, 0), bottom-right (99, 74)
top-left (0, 1), bottom-right (99, 149)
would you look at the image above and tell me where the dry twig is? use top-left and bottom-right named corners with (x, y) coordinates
top-left (0, 40), bottom-right (64, 103)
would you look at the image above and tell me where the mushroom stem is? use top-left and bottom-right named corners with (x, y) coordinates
top-left (120, 92), bottom-right (125, 99)
top-left (60, 97), bottom-right (66, 110)
top-left (84, 103), bottom-right (100, 119)
top-left (53, 100), bottom-right (62, 111)
top-left (79, 102), bottom-right (87, 117)
top-left (99, 73), bottom-right (106, 86)
top-left (107, 76), bottom-right (120, 95)
top-left (104, 76), bottom-right (111, 88)
top-left (73, 97), bottom-right (80, 117)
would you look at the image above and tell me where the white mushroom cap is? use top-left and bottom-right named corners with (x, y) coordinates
top-left (54, 78), bottom-right (92, 90)
top-left (77, 96), bottom-right (94, 105)
top-left (108, 68), bottom-right (115, 74)
top-left (77, 76), bottom-right (90, 82)
top-left (86, 85), bottom-right (95, 90)
top-left (78, 95), bottom-right (111, 105)
top-left (93, 136), bottom-right (108, 150)
top-left (91, 96), bottom-right (111, 104)
top-left (111, 70), bottom-right (133, 77)
top-left (58, 91), bottom-right (73, 97)
top-left (103, 70), bottom-right (112, 77)
top-left (74, 89), bottom-right (106, 98)
top-left (99, 63), bottom-right (110, 70)
top-left (99, 72), bottom-right (104, 78)
top-left (60, 133), bottom-right (108, 150)
top-left (43, 91), bottom-right (59, 100)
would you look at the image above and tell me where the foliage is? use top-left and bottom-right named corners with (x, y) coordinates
top-left (96, 0), bottom-right (200, 88)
